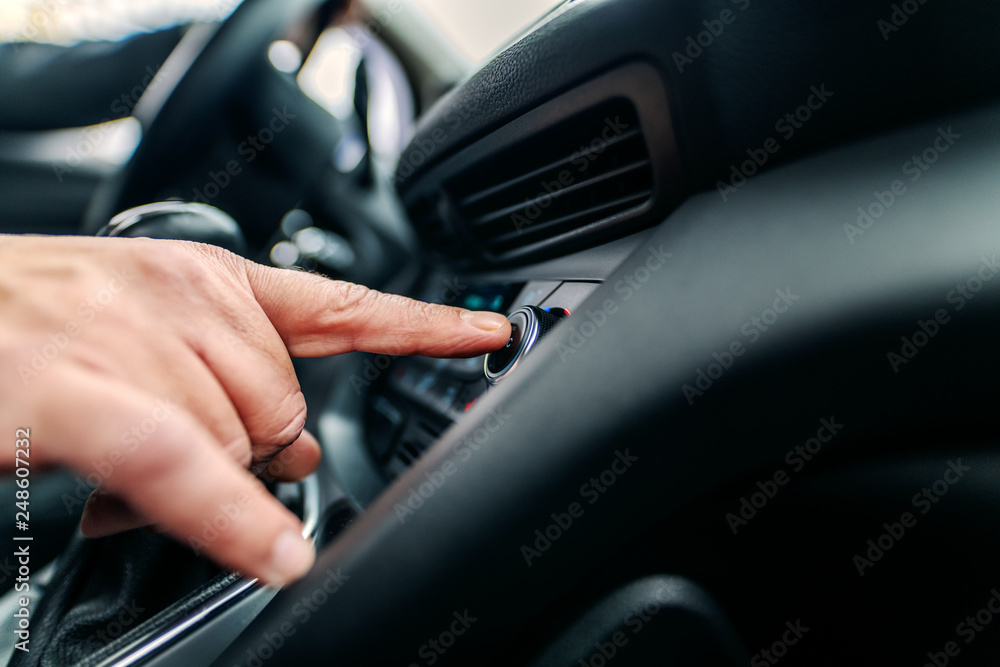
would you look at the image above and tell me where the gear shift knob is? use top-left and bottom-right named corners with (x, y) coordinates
top-left (97, 201), bottom-right (248, 255)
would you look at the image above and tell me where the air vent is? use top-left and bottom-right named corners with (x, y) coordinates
top-left (446, 99), bottom-right (653, 258)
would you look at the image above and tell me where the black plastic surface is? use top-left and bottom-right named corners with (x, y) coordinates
top-left (529, 575), bottom-right (746, 666)
top-left (216, 103), bottom-right (1000, 665)
top-left (398, 0), bottom-right (1000, 199)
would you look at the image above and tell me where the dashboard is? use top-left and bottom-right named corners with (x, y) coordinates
top-left (366, 279), bottom-right (600, 480)
top-left (6, 0), bottom-right (1000, 664)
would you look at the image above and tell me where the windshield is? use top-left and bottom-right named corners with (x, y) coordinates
top-left (405, 0), bottom-right (566, 62)
top-left (0, 0), bottom-right (237, 45)
top-left (1, 0), bottom-right (564, 58)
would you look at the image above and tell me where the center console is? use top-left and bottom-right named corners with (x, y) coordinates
top-left (364, 278), bottom-right (601, 480)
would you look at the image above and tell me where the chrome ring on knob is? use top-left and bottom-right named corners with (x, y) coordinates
top-left (484, 306), bottom-right (542, 385)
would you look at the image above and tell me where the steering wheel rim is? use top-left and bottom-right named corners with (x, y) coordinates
top-left (81, 0), bottom-right (330, 234)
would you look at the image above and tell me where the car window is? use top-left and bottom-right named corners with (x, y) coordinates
top-left (0, 0), bottom-right (241, 45)
top-left (0, 0), bottom-right (562, 56)
top-left (403, 0), bottom-right (565, 62)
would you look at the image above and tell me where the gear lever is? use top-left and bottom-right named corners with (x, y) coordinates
top-left (96, 201), bottom-right (248, 255)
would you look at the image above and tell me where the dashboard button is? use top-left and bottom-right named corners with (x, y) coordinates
top-left (486, 310), bottom-right (528, 377)
top-left (484, 306), bottom-right (565, 385)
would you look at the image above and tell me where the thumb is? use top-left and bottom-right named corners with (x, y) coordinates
top-left (37, 367), bottom-right (314, 587)
top-left (241, 263), bottom-right (512, 358)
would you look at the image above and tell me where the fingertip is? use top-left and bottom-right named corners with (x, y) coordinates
top-left (459, 310), bottom-right (510, 333)
top-left (262, 530), bottom-right (316, 587)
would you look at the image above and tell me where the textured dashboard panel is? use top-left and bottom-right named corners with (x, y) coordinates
top-left (397, 0), bottom-right (1000, 200)
top-left (220, 102), bottom-right (1000, 667)
top-left (400, 62), bottom-right (683, 265)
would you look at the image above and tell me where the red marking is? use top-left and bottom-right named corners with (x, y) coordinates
top-left (464, 398), bottom-right (479, 412)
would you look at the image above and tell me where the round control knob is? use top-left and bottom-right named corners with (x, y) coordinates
top-left (484, 305), bottom-right (565, 385)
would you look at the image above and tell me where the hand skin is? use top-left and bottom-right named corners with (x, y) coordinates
top-left (0, 236), bottom-right (510, 586)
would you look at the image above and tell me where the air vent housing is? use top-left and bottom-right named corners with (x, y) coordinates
top-left (400, 63), bottom-right (684, 266)
top-left (445, 99), bottom-right (652, 259)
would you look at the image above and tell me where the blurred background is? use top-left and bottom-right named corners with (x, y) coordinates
top-left (0, 0), bottom-right (568, 268)
top-left (0, 0), bottom-right (563, 63)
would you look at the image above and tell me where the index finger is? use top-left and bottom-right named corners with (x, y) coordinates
top-left (240, 263), bottom-right (512, 358)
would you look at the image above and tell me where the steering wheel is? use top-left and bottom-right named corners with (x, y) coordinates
top-left (81, 0), bottom-right (330, 234)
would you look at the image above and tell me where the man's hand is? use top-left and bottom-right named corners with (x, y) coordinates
top-left (0, 236), bottom-right (511, 586)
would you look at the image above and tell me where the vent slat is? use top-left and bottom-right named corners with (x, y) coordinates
top-left (458, 128), bottom-right (644, 208)
top-left (486, 191), bottom-right (652, 251)
top-left (469, 158), bottom-right (652, 228)
top-left (411, 98), bottom-right (653, 261)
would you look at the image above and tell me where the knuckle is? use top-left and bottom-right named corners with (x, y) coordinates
top-left (253, 391), bottom-right (307, 450)
top-left (140, 240), bottom-right (241, 292)
top-left (130, 241), bottom-right (209, 290)
top-left (328, 281), bottom-right (374, 316)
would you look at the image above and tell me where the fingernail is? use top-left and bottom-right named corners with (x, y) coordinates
top-left (265, 530), bottom-right (315, 587)
top-left (461, 310), bottom-right (508, 332)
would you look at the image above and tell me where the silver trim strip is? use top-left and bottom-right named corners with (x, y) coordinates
top-left (103, 475), bottom-right (321, 667)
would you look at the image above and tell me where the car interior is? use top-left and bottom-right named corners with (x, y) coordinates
top-left (2, 0), bottom-right (1000, 664)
